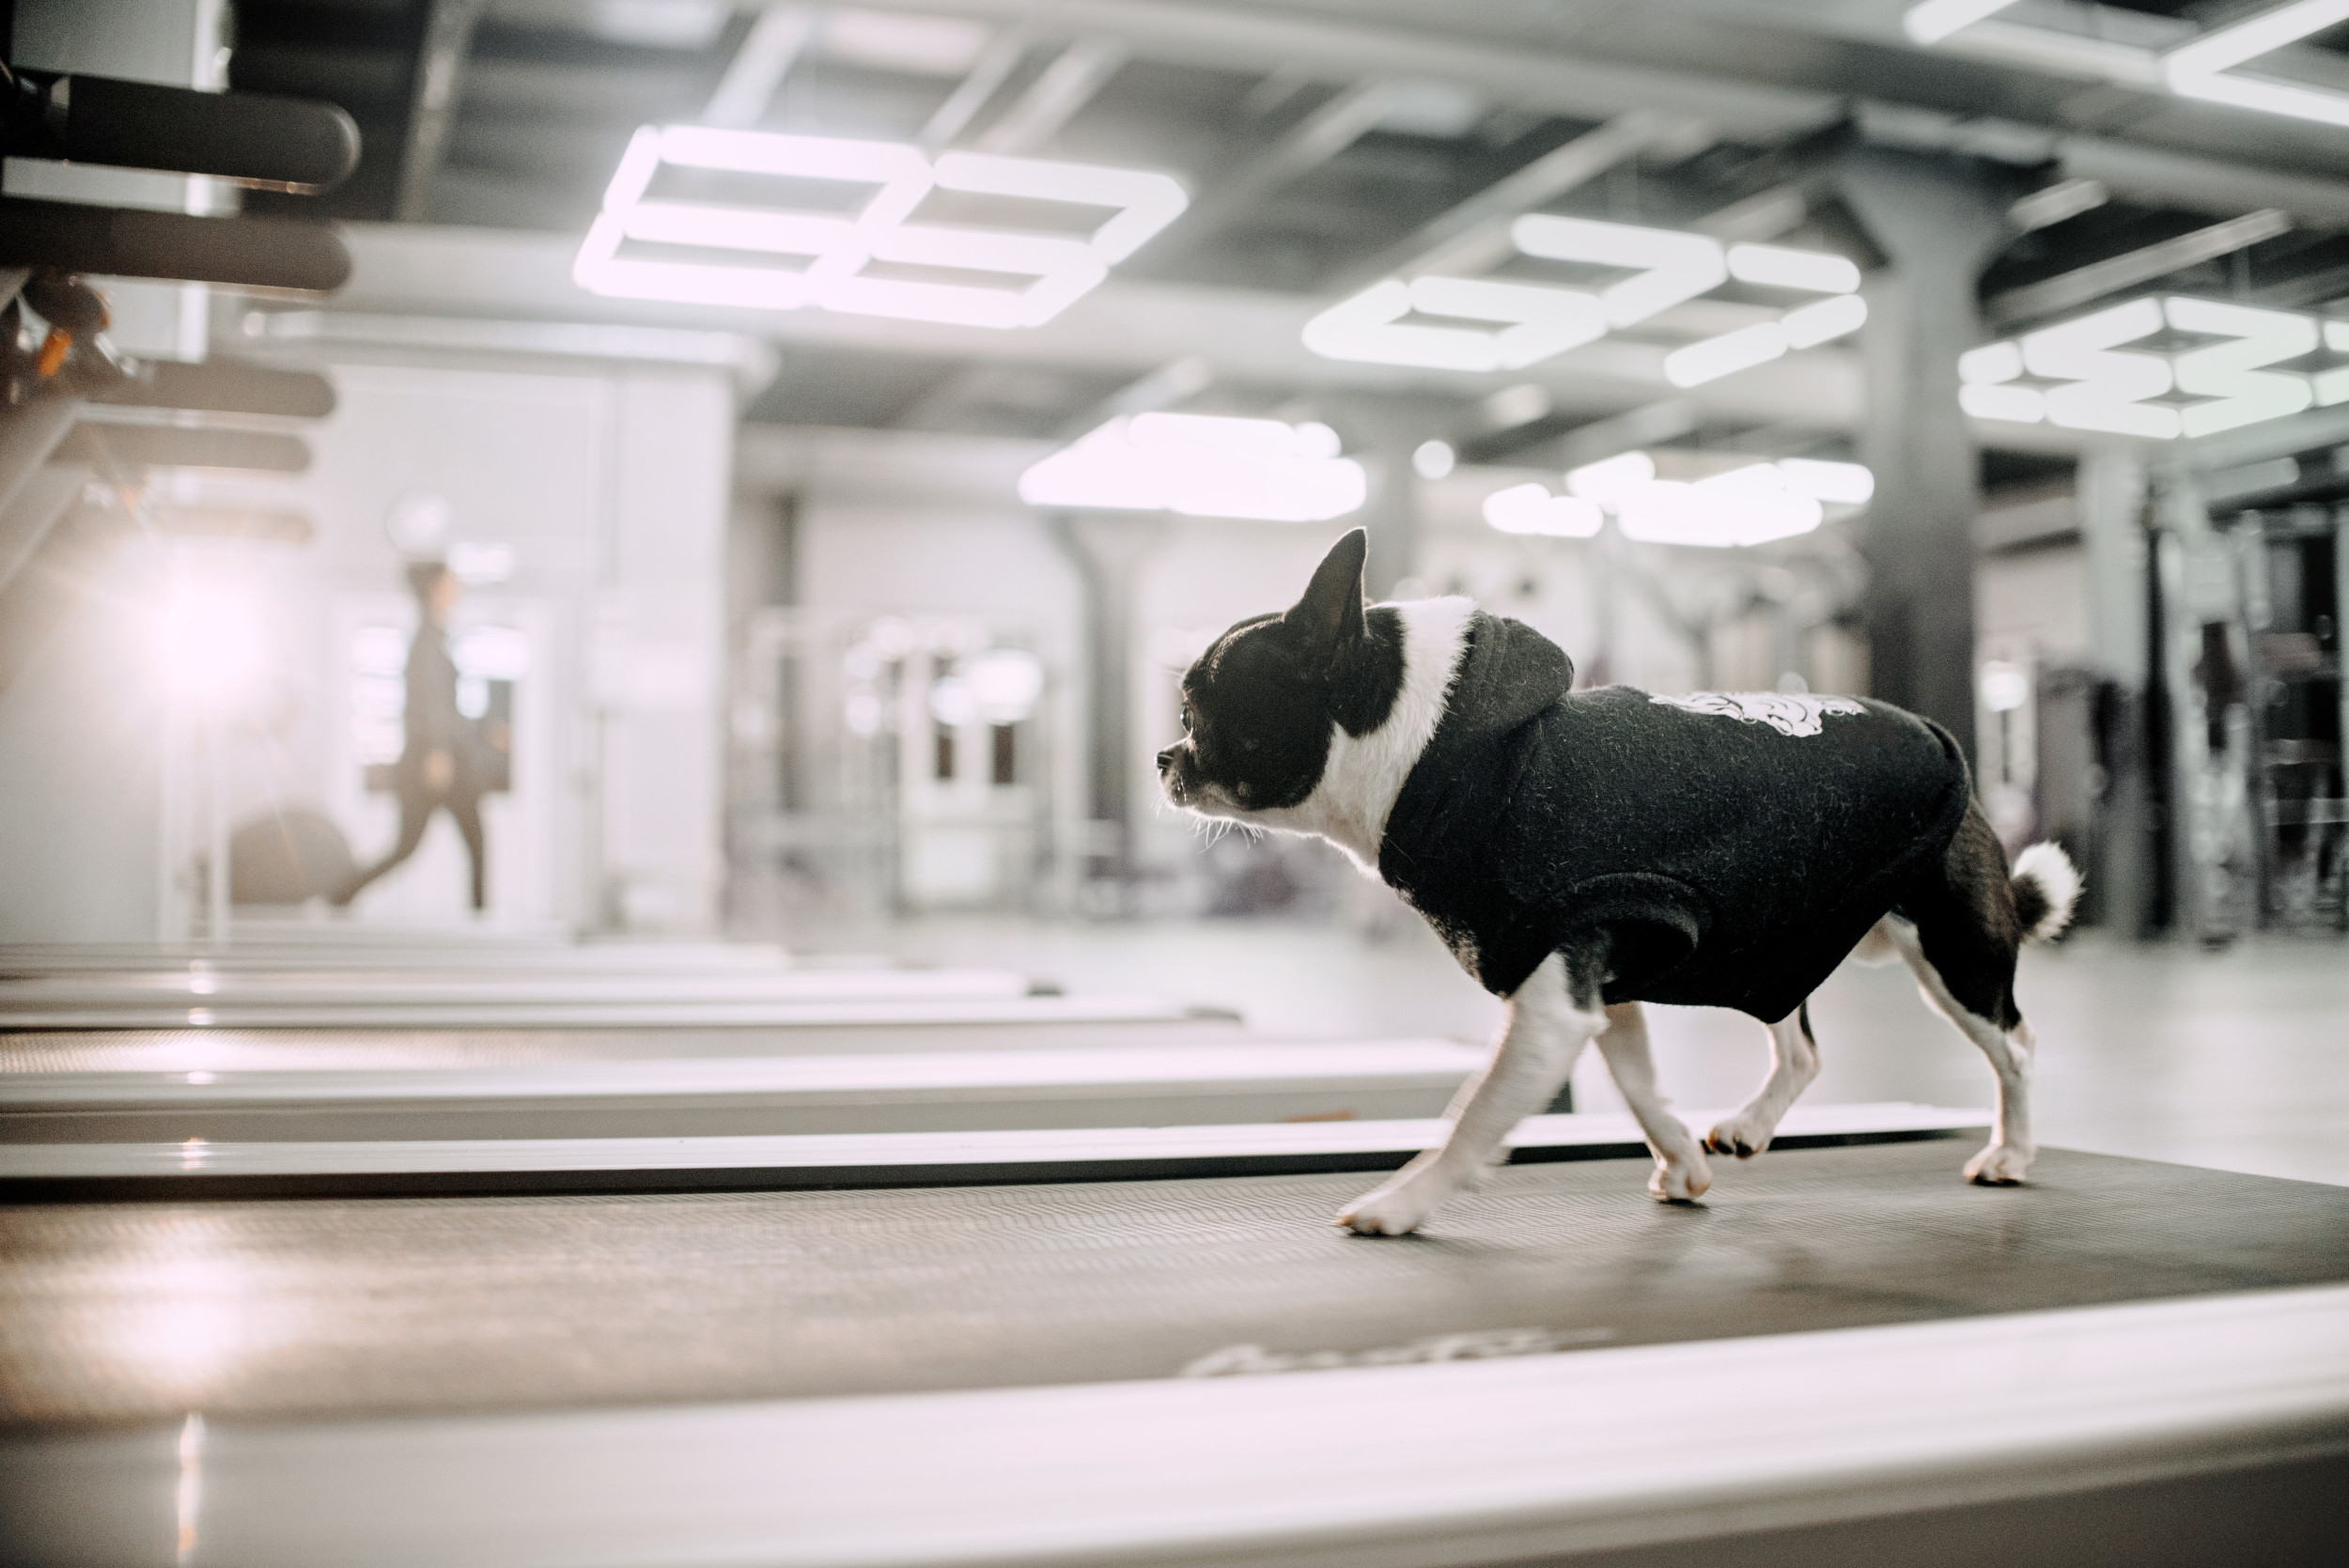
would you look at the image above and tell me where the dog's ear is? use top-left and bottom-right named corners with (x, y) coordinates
top-left (1285, 528), bottom-right (1367, 666)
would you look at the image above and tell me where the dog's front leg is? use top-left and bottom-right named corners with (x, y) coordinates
top-left (1337, 951), bottom-right (1603, 1236)
top-left (1594, 1001), bottom-right (1713, 1202)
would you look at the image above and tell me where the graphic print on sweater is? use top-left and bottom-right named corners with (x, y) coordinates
top-left (1647, 691), bottom-right (1866, 737)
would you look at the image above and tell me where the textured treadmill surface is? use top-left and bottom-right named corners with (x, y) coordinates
top-left (5, 1142), bottom-right (2346, 1429)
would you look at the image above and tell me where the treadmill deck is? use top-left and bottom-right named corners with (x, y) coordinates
top-left (7, 1141), bottom-right (2346, 1430)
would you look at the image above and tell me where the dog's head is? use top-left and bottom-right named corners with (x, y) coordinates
top-left (1157, 528), bottom-right (1402, 821)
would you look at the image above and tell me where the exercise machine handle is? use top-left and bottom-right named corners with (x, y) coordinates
top-left (4, 71), bottom-right (361, 193)
top-left (89, 359), bottom-right (336, 420)
top-left (0, 197), bottom-right (350, 293)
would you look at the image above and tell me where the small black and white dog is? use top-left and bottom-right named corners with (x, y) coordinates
top-left (1159, 529), bottom-right (2080, 1236)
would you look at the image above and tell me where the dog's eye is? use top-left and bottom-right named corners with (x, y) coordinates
top-left (1179, 705), bottom-right (1193, 733)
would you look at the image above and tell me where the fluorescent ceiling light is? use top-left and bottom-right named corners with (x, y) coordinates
top-left (1960, 382), bottom-right (2048, 423)
top-left (2167, 68), bottom-right (2349, 127)
top-left (1912, 0), bottom-right (2349, 131)
top-left (1018, 415), bottom-right (1367, 522)
top-left (1483, 482), bottom-right (1604, 537)
top-left (1509, 214), bottom-right (1728, 328)
top-left (1304, 281), bottom-right (1509, 372)
top-left (931, 152), bottom-right (1189, 264)
top-left (1903, 0), bottom-right (2025, 47)
top-left (1614, 478), bottom-right (1823, 549)
top-left (1664, 321), bottom-right (1787, 387)
top-left (2163, 297), bottom-right (2316, 437)
top-left (1300, 275), bottom-right (1608, 374)
top-left (1300, 218), bottom-right (1857, 375)
top-left (1548, 452), bottom-right (1857, 547)
top-left (1661, 294), bottom-right (1866, 388)
top-left (1409, 275), bottom-right (1610, 367)
top-left (1781, 293), bottom-right (1868, 348)
top-left (2021, 297), bottom-right (2170, 399)
top-left (1726, 243), bottom-right (1860, 294)
top-left (573, 128), bottom-right (1186, 326)
top-left (2162, 0), bottom-right (2349, 128)
top-left (1776, 458), bottom-right (1875, 505)
top-left (1964, 291), bottom-right (2349, 437)
top-left (2163, 0), bottom-right (2349, 81)
top-left (620, 201), bottom-right (849, 256)
top-left (1564, 449), bottom-right (1656, 502)
top-left (1957, 341), bottom-right (2026, 385)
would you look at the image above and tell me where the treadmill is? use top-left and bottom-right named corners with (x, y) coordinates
top-left (4, 1078), bottom-right (2344, 1567)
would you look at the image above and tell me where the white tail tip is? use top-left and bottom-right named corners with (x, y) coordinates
top-left (2012, 841), bottom-right (2081, 943)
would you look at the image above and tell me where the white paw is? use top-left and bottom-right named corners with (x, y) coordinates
top-left (1964, 1141), bottom-right (2034, 1185)
top-left (1648, 1155), bottom-right (1712, 1203)
top-left (1335, 1177), bottom-right (1445, 1235)
top-left (1703, 1114), bottom-right (1774, 1159)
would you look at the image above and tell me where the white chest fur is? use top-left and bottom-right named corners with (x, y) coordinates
top-left (1250, 596), bottom-right (1474, 870)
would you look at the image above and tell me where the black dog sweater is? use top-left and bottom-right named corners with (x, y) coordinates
top-left (1378, 612), bottom-right (1971, 1021)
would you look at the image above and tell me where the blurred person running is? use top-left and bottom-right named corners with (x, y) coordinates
top-left (334, 561), bottom-right (488, 910)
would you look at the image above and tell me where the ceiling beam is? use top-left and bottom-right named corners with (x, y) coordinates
top-left (972, 38), bottom-right (1127, 154)
top-left (918, 25), bottom-right (1032, 149)
top-left (1336, 110), bottom-right (1691, 289)
top-left (320, 222), bottom-right (1865, 431)
top-left (702, 7), bottom-right (818, 129)
top-left (1159, 80), bottom-right (1401, 255)
top-left (824, 0), bottom-right (1837, 138)
top-left (814, 0), bottom-right (2349, 227)
top-left (2055, 135), bottom-right (2349, 227)
top-left (1691, 181), bottom-right (1812, 242)
top-left (1984, 208), bottom-right (2293, 328)
top-left (395, 0), bottom-right (489, 222)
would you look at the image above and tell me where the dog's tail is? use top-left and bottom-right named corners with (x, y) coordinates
top-left (2010, 842), bottom-right (2082, 944)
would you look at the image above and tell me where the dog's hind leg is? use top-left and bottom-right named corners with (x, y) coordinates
top-left (1703, 1001), bottom-right (1819, 1159)
top-left (1594, 1000), bottom-right (1714, 1202)
top-left (1890, 806), bottom-right (2039, 1185)
top-left (1337, 950), bottom-right (1605, 1235)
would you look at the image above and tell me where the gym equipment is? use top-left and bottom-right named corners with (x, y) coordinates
top-left (1, 1135), bottom-right (2341, 1568)
top-left (0, 1039), bottom-right (1495, 1144)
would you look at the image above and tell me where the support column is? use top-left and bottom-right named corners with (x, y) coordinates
top-left (1048, 512), bottom-right (1163, 911)
top-left (1835, 147), bottom-right (2015, 768)
top-left (1321, 396), bottom-right (1440, 599)
top-left (2078, 448), bottom-right (2162, 933)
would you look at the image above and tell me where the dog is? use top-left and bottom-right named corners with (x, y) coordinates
top-left (1158, 528), bottom-right (2081, 1236)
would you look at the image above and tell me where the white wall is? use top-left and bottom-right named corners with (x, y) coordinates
top-left (0, 355), bottom-right (739, 942)
top-left (0, 0), bottom-right (223, 943)
top-left (0, 541), bottom-right (167, 942)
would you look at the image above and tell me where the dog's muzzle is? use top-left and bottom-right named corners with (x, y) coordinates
top-left (1156, 744), bottom-right (1187, 803)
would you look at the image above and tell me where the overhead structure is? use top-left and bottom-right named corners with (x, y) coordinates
top-left (572, 124), bottom-right (1187, 328)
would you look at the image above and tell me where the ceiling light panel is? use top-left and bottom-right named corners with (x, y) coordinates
top-left (1483, 482), bottom-right (1605, 536)
top-left (1535, 452), bottom-right (1868, 549)
top-left (1304, 217), bottom-right (1861, 380)
top-left (573, 126), bottom-right (1187, 327)
top-left (1019, 414), bottom-right (1367, 522)
top-left (1961, 292), bottom-right (2349, 441)
top-left (1910, 0), bottom-right (2349, 132)
top-left (1902, 0), bottom-right (2026, 47)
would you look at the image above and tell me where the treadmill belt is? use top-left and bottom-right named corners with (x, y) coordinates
top-left (5, 1142), bottom-right (2346, 1429)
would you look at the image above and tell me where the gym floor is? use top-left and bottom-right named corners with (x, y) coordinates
top-left (864, 913), bottom-right (2349, 1188)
